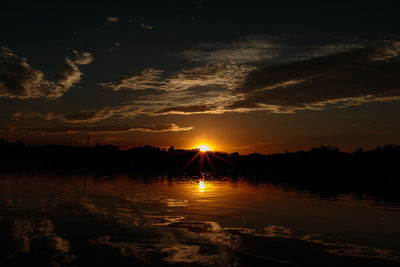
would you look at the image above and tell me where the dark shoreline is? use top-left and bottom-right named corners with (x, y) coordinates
top-left (1, 139), bottom-right (399, 176)
top-left (1, 138), bottom-right (400, 204)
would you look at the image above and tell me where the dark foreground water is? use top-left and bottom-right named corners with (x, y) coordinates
top-left (0, 172), bottom-right (399, 266)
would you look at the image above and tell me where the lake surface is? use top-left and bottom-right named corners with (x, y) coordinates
top-left (1, 171), bottom-right (400, 266)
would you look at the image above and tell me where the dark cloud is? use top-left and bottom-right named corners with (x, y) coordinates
top-left (0, 47), bottom-right (60, 98)
top-left (62, 111), bottom-right (100, 122)
top-left (156, 104), bottom-right (215, 115)
top-left (227, 41), bottom-right (400, 112)
top-left (0, 48), bottom-right (93, 99)
top-left (42, 106), bottom-right (139, 123)
top-left (56, 109), bottom-right (115, 123)
top-left (186, 85), bottom-right (226, 93)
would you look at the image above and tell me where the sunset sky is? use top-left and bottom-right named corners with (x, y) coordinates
top-left (1, 1), bottom-right (400, 154)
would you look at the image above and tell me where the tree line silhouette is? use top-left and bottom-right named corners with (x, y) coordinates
top-left (1, 138), bottom-right (399, 185)
top-left (1, 138), bottom-right (400, 202)
top-left (1, 139), bottom-right (399, 171)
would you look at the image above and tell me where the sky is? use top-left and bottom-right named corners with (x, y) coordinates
top-left (1, 0), bottom-right (400, 154)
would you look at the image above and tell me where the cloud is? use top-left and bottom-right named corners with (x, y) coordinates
top-left (264, 225), bottom-right (293, 238)
top-left (225, 41), bottom-right (400, 113)
top-left (155, 104), bottom-right (215, 115)
top-left (56, 51), bottom-right (94, 89)
top-left (61, 109), bottom-right (111, 122)
top-left (0, 47), bottom-right (93, 99)
top-left (0, 47), bottom-right (63, 98)
top-left (140, 23), bottom-right (153, 30)
top-left (91, 40), bottom-right (400, 119)
top-left (176, 36), bottom-right (279, 64)
top-left (108, 42), bottom-right (120, 51)
top-left (11, 219), bottom-right (73, 263)
top-left (96, 63), bottom-right (254, 118)
top-left (151, 41), bottom-right (400, 115)
top-left (106, 16), bottom-right (119, 23)
top-left (43, 108), bottom-right (113, 123)
top-left (15, 124), bottom-right (193, 135)
top-left (164, 64), bottom-right (253, 91)
top-left (72, 51), bottom-right (94, 65)
top-left (175, 35), bottom-right (363, 65)
top-left (99, 63), bottom-right (254, 92)
top-left (55, 57), bottom-right (82, 89)
top-left (41, 102), bottom-right (219, 123)
top-left (99, 69), bottom-right (164, 91)
top-left (40, 104), bottom-right (146, 123)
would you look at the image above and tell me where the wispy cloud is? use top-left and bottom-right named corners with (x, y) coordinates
top-left (175, 35), bottom-right (363, 65)
top-left (164, 64), bottom-right (253, 91)
top-left (1, 124), bottom-right (193, 136)
top-left (40, 105), bottom-right (144, 123)
top-left (99, 63), bottom-right (254, 92)
top-left (140, 23), bottom-right (154, 30)
top-left (99, 69), bottom-right (164, 91)
top-left (56, 58), bottom-right (82, 89)
top-left (94, 63), bottom-right (254, 119)
top-left (106, 16), bottom-right (119, 23)
top-left (176, 36), bottom-right (280, 64)
top-left (43, 108), bottom-right (114, 123)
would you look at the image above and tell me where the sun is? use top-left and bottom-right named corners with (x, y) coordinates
top-left (197, 144), bottom-right (212, 152)
top-left (199, 179), bottom-right (206, 190)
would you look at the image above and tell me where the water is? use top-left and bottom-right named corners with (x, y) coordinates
top-left (1, 171), bottom-right (399, 266)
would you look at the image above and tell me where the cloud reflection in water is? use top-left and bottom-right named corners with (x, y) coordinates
top-left (2, 174), bottom-right (400, 266)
